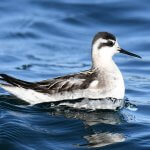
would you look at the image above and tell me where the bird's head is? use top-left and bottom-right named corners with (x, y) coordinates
top-left (92, 32), bottom-right (141, 61)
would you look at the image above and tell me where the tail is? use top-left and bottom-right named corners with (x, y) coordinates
top-left (0, 74), bottom-right (32, 87)
top-left (0, 74), bottom-right (36, 104)
top-left (0, 74), bottom-right (52, 105)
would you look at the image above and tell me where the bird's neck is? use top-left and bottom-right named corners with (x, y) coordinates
top-left (92, 54), bottom-right (116, 71)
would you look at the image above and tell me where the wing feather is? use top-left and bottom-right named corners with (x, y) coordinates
top-left (0, 70), bottom-right (97, 94)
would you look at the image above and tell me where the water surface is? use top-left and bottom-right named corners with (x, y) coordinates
top-left (0, 0), bottom-right (150, 149)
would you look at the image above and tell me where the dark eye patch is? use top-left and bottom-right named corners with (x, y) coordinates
top-left (98, 41), bottom-right (114, 49)
top-left (107, 41), bottom-right (114, 47)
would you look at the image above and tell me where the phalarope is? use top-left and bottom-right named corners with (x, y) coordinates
top-left (0, 32), bottom-right (141, 109)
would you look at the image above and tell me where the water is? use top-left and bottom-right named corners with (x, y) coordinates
top-left (0, 0), bottom-right (150, 149)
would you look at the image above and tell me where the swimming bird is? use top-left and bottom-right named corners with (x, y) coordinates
top-left (0, 32), bottom-right (141, 108)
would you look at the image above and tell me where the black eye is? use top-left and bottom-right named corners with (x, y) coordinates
top-left (107, 41), bottom-right (114, 47)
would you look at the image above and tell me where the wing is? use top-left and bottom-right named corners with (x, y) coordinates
top-left (0, 70), bottom-right (97, 94)
top-left (35, 70), bottom-right (97, 94)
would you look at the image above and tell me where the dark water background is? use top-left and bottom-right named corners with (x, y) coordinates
top-left (0, 0), bottom-right (150, 149)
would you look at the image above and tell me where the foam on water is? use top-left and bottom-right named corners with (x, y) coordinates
top-left (59, 98), bottom-right (124, 110)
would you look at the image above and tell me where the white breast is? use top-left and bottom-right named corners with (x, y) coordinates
top-left (106, 66), bottom-right (125, 99)
top-left (87, 62), bottom-right (125, 99)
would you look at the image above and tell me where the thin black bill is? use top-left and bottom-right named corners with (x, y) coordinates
top-left (119, 48), bottom-right (142, 59)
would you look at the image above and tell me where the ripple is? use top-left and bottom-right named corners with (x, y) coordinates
top-left (0, 0), bottom-right (149, 149)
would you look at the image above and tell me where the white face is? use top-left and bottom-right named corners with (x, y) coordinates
top-left (92, 38), bottom-right (120, 59)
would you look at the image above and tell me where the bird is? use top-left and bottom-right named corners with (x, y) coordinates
top-left (0, 32), bottom-right (141, 108)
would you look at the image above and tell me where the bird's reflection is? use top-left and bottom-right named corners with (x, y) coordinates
top-left (83, 132), bottom-right (125, 148)
top-left (0, 95), bottom-right (137, 148)
top-left (49, 107), bottom-right (123, 125)
top-left (44, 105), bottom-right (125, 148)
top-left (0, 95), bottom-right (126, 148)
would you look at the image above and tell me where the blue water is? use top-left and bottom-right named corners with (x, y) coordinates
top-left (0, 0), bottom-right (150, 149)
